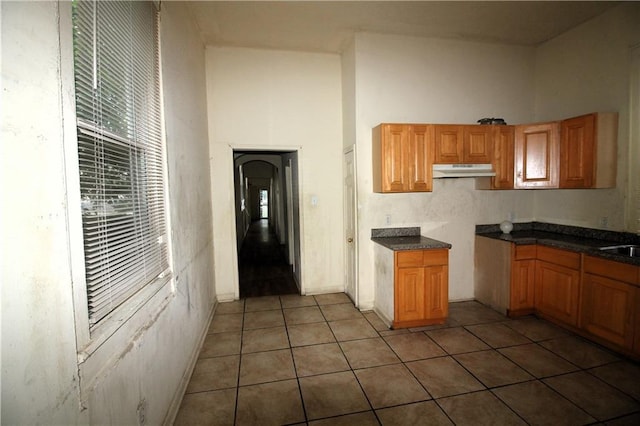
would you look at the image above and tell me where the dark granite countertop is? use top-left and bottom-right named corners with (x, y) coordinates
top-left (476, 222), bottom-right (640, 266)
top-left (371, 227), bottom-right (452, 251)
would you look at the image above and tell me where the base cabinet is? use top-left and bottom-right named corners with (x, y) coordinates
top-left (535, 246), bottom-right (581, 327)
top-left (509, 245), bottom-right (536, 315)
top-left (581, 255), bottom-right (638, 351)
top-left (394, 249), bottom-right (448, 328)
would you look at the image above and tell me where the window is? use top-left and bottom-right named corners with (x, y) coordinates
top-left (72, 0), bottom-right (169, 328)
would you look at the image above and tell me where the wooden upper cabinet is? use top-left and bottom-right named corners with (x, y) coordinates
top-left (433, 125), bottom-right (492, 164)
top-left (560, 112), bottom-right (618, 189)
top-left (515, 122), bottom-right (560, 188)
top-left (464, 125), bottom-right (493, 163)
top-left (433, 125), bottom-right (463, 163)
top-left (491, 125), bottom-right (515, 189)
top-left (372, 124), bottom-right (433, 193)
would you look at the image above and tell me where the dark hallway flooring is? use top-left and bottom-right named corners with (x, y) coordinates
top-left (238, 219), bottom-right (299, 298)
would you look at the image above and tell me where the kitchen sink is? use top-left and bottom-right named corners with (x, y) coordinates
top-left (598, 245), bottom-right (640, 257)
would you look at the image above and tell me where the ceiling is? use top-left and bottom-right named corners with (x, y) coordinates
top-left (186, 1), bottom-right (619, 53)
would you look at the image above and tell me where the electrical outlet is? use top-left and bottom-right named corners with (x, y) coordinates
top-left (385, 214), bottom-right (391, 225)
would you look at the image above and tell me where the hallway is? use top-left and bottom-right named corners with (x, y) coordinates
top-left (238, 219), bottom-right (299, 298)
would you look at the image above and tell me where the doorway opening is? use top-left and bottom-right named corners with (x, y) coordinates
top-left (233, 150), bottom-right (301, 298)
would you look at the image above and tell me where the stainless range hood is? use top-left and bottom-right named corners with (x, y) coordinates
top-left (432, 163), bottom-right (496, 178)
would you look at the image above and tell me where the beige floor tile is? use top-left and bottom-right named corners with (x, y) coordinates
top-left (409, 317), bottom-right (460, 331)
top-left (320, 303), bottom-right (363, 321)
top-left (539, 336), bottom-right (620, 369)
top-left (215, 300), bottom-right (245, 314)
top-left (493, 380), bottom-right (596, 425)
top-left (605, 412), bottom-right (640, 425)
top-left (340, 337), bottom-right (400, 369)
top-left (244, 295), bottom-right (281, 312)
top-left (239, 349), bottom-right (295, 386)
top-left (241, 326), bottom-right (289, 353)
top-left (589, 361), bottom-right (640, 401)
top-left (499, 343), bottom-right (579, 378)
top-left (308, 411), bottom-right (379, 425)
top-left (174, 388), bottom-right (236, 426)
top-left (543, 371), bottom-right (640, 421)
top-left (199, 331), bottom-right (242, 358)
top-left (299, 371), bottom-right (370, 420)
top-left (354, 364), bottom-right (430, 408)
top-left (288, 322), bottom-right (336, 347)
top-left (426, 327), bottom-right (490, 354)
top-left (236, 379), bottom-right (305, 426)
top-left (438, 390), bottom-right (526, 425)
top-left (186, 355), bottom-right (240, 393)
top-left (292, 343), bottom-right (350, 377)
top-left (314, 292), bottom-right (353, 305)
top-left (243, 309), bottom-right (284, 330)
top-left (280, 294), bottom-right (317, 308)
top-left (384, 332), bottom-right (445, 361)
top-left (465, 322), bottom-right (531, 348)
top-left (208, 313), bottom-right (243, 333)
top-left (448, 303), bottom-right (506, 325)
top-left (504, 317), bottom-right (567, 341)
top-left (406, 356), bottom-right (484, 398)
top-left (363, 311), bottom-right (390, 331)
top-left (379, 328), bottom-right (410, 337)
top-left (376, 401), bottom-right (452, 426)
top-left (454, 350), bottom-right (533, 388)
top-left (283, 306), bottom-right (325, 325)
top-left (328, 318), bottom-right (379, 342)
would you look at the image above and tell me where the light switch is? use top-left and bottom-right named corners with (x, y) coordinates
top-left (311, 195), bottom-right (318, 206)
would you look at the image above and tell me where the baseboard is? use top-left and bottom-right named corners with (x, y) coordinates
top-left (216, 292), bottom-right (237, 303)
top-left (163, 299), bottom-right (217, 426)
top-left (372, 306), bottom-right (393, 328)
top-left (303, 286), bottom-right (345, 296)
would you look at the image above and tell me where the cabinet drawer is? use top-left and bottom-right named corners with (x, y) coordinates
top-left (536, 245), bottom-right (580, 269)
top-left (396, 249), bottom-right (449, 267)
top-left (584, 255), bottom-right (639, 285)
top-left (423, 249), bottom-right (449, 267)
top-left (514, 245), bottom-right (536, 260)
top-left (396, 250), bottom-right (424, 267)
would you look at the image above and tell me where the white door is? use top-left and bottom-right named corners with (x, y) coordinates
top-left (344, 147), bottom-right (358, 305)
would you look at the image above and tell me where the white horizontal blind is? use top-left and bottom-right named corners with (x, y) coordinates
top-left (72, 0), bottom-right (168, 327)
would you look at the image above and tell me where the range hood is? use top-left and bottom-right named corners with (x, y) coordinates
top-left (432, 163), bottom-right (496, 178)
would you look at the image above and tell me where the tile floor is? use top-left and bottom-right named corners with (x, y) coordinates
top-left (174, 293), bottom-right (640, 425)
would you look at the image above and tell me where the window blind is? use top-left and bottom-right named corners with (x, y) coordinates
top-left (72, 0), bottom-right (168, 327)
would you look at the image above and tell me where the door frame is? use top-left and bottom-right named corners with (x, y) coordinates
top-left (343, 145), bottom-right (359, 307)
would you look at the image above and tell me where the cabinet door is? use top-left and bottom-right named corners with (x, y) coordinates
top-left (515, 122), bottom-right (559, 188)
top-left (491, 125), bottom-right (515, 189)
top-left (408, 125), bottom-right (432, 191)
top-left (395, 266), bottom-right (426, 323)
top-left (433, 125), bottom-right (463, 163)
top-left (581, 273), bottom-right (635, 349)
top-left (463, 125), bottom-right (492, 163)
top-left (510, 259), bottom-right (536, 314)
top-left (425, 264), bottom-right (448, 320)
top-left (535, 260), bottom-right (580, 326)
top-left (560, 114), bottom-right (595, 188)
top-left (380, 124), bottom-right (409, 192)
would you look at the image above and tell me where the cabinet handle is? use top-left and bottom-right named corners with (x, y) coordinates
top-left (347, 238), bottom-right (353, 243)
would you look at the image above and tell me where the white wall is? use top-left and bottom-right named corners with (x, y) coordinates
top-left (352, 33), bottom-right (537, 306)
top-left (533, 2), bottom-right (640, 231)
top-left (1, 2), bottom-right (215, 424)
top-left (206, 47), bottom-right (344, 298)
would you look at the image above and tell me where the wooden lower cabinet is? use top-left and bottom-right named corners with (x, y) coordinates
top-left (581, 255), bottom-right (638, 351)
top-left (534, 246), bottom-right (581, 327)
top-left (509, 245), bottom-right (536, 316)
top-left (394, 249), bottom-right (448, 328)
